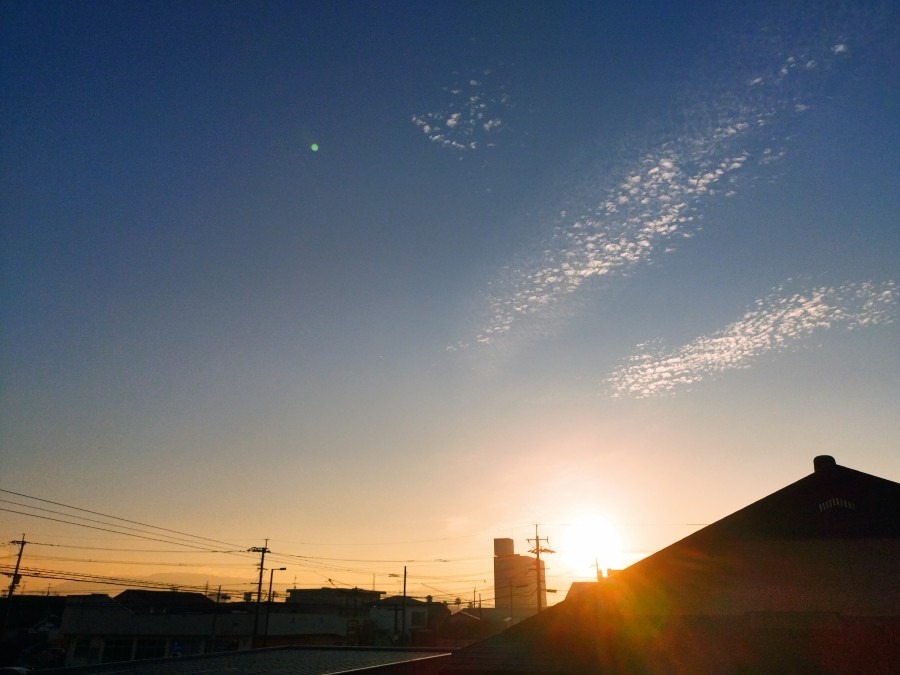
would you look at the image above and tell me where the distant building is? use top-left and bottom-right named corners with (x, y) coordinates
top-left (447, 456), bottom-right (900, 674)
top-left (59, 589), bottom-right (362, 666)
top-left (0, 594), bottom-right (66, 668)
top-left (369, 595), bottom-right (450, 647)
top-left (492, 538), bottom-right (545, 621)
top-left (60, 591), bottom-right (230, 665)
top-left (285, 587), bottom-right (382, 618)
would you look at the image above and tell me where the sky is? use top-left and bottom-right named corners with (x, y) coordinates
top-left (2, 0), bottom-right (899, 606)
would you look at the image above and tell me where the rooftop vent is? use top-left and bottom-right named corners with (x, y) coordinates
top-left (818, 497), bottom-right (856, 512)
top-left (814, 455), bottom-right (837, 473)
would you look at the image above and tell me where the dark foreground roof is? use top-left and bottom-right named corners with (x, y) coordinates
top-left (41, 646), bottom-right (449, 675)
top-left (659, 454), bottom-right (900, 544)
top-left (442, 595), bottom-right (900, 674)
top-left (442, 457), bottom-right (900, 674)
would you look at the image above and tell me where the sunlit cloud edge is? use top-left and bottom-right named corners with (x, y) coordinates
top-left (604, 280), bottom-right (898, 399)
top-left (448, 36), bottom-right (856, 352)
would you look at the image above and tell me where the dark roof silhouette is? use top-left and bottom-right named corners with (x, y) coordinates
top-left (376, 595), bottom-right (430, 606)
top-left (441, 456), bottom-right (900, 674)
top-left (114, 590), bottom-right (216, 614)
top-left (656, 454), bottom-right (900, 543)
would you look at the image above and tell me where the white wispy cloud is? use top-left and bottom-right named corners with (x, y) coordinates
top-left (412, 70), bottom-right (510, 151)
top-left (451, 35), bottom-right (857, 350)
top-left (605, 281), bottom-right (897, 398)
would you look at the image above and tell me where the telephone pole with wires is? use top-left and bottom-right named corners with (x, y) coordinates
top-left (2, 535), bottom-right (27, 635)
top-left (528, 525), bottom-right (554, 614)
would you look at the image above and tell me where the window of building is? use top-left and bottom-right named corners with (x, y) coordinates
top-left (134, 638), bottom-right (166, 660)
top-left (101, 638), bottom-right (133, 663)
top-left (411, 610), bottom-right (427, 628)
top-left (72, 638), bottom-right (94, 660)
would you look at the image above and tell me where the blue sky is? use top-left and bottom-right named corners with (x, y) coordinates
top-left (2, 1), bottom-right (898, 602)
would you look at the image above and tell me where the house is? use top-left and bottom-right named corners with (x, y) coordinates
top-left (59, 589), bottom-right (356, 666)
top-left (0, 594), bottom-right (66, 668)
top-left (369, 595), bottom-right (451, 647)
top-left (60, 591), bottom-right (241, 665)
top-left (286, 586), bottom-right (383, 617)
top-left (441, 456), bottom-right (900, 674)
top-left (437, 609), bottom-right (505, 650)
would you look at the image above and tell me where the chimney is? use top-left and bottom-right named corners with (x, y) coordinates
top-left (814, 455), bottom-right (837, 473)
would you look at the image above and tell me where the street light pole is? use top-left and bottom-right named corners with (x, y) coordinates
top-left (248, 541), bottom-right (270, 648)
top-left (263, 567), bottom-right (286, 648)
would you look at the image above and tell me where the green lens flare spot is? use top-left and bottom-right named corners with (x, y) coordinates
top-left (310, 143), bottom-right (319, 152)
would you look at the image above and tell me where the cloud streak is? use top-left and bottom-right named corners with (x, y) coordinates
top-left (412, 70), bottom-right (510, 151)
top-left (606, 281), bottom-right (897, 398)
top-left (454, 37), bottom-right (855, 349)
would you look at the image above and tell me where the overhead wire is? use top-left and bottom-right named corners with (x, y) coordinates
top-left (0, 507), bottom-right (255, 555)
top-left (0, 565), bottom-right (251, 596)
top-left (3, 489), bottom-right (557, 605)
top-left (0, 488), bottom-right (248, 550)
top-left (0, 498), bottom-right (247, 552)
top-left (28, 543), bottom-right (243, 553)
top-left (21, 554), bottom-right (254, 567)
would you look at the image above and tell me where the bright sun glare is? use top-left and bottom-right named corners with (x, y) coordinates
top-left (558, 514), bottom-right (624, 578)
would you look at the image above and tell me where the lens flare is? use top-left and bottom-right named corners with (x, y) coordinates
top-left (559, 514), bottom-right (623, 578)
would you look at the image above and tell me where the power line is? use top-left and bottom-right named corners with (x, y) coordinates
top-left (0, 498), bottom-right (239, 551)
top-left (0, 507), bottom-right (246, 553)
top-left (0, 565), bottom-right (250, 596)
top-left (0, 488), bottom-right (248, 550)
top-left (28, 543), bottom-right (242, 553)
top-left (1, 490), bottom-right (523, 603)
top-left (22, 554), bottom-right (253, 568)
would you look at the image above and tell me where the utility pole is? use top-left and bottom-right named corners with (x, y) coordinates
top-left (2, 536), bottom-right (27, 636)
top-left (401, 566), bottom-right (407, 645)
top-left (248, 540), bottom-right (270, 648)
top-left (210, 585), bottom-right (222, 647)
top-left (388, 572), bottom-right (400, 643)
top-left (528, 525), bottom-right (554, 614)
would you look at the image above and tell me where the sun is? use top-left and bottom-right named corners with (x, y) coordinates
top-left (558, 514), bottom-right (624, 578)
